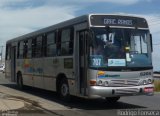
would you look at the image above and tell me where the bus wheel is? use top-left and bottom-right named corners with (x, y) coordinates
top-left (17, 73), bottom-right (23, 90)
top-left (105, 97), bottom-right (120, 103)
top-left (59, 78), bottom-right (70, 101)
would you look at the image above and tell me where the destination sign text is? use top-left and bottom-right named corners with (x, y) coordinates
top-left (104, 18), bottom-right (133, 26)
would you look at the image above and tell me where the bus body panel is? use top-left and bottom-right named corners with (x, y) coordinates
top-left (17, 59), bottom-right (33, 86)
top-left (87, 69), bottom-right (154, 98)
top-left (33, 58), bottom-right (44, 89)
top-left (88, 84), bottom-right (154, 98)
top-left (43, 57), bottom-right (57, 91)
top-left (5, 60), bottom-right (11, 79)
top-left (16, 56), bottom-right (75, 92)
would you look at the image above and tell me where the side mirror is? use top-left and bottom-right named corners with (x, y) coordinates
top-left (150, 34), bottom-right (153, 52)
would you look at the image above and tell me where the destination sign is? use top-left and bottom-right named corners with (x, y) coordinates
top-left (90, 15), bottom-right (148, 28)
top-left (104, 19), bottom-right (133, 26)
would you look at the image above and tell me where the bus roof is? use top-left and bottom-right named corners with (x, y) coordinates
top-left (6, 14), bottom-right (89, 44)
top-left (6, 14), bottom-right (148, 44)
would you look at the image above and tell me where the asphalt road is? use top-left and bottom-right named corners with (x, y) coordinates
top-left (0, 73), bottom-right (160, 116)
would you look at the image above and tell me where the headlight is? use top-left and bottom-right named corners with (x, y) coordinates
top-left (148, 79), bottom-right (153, 84)
top-left (143, 80), bottom-right (147, 85)
top-left (140, 78), bottom-right (153, 85)
top-left (104, 81), bottom-right (109, 86)
top-left (97, 80), bottom-right (103, 86)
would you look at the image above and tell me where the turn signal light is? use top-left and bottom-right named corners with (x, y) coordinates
top-left (89, 80), bottom-right (96, 86)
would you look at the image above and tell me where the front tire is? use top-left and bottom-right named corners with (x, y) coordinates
top-left (59, 78), bottom-right (70, 101)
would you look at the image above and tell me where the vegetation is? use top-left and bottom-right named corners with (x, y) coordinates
top-left (154, 80), bottom-right (160, 92)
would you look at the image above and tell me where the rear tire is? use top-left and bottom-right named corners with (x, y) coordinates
top-left (105, 97), bottom-right (120, 103)
top-left (17, 73), bottom-right (24, 90)
top-left (59, 78), bottom-right (70, 101)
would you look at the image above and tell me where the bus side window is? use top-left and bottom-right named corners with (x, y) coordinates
top-left (27, 39), bottom-right (32, 58)
top-left (46, 32), bottom-right (56, 57)
top-left (31, 36), bottom-right (43, 58)
top-left (17, 43), bottom-right (19, 58)
top-left (57, 30), bottom-right (61, 56)
top-left (6, 44), bottom-right (11, 60)
top-left (35, 36), bottom-right (43, 58)
top-left (17, 41), bottom-right (24, 59)
top-left (32, 38), bottom-right (36, 58)
top-left (60, 28), bottom-right (73, 56)
top-left (23, 40), bottom-right (28, 58)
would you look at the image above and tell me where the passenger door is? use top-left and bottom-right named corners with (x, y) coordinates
top-left (74, 23), bottom-right (88, 96)
top-left (79, 30), bottom-right (88, 95)
top-left (11, 46), bottom-right (16, 82)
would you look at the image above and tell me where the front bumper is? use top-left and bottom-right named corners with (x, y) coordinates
top-left (88, 84), bottom-right (154, 98)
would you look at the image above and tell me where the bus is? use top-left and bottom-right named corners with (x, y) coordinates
top-left (5, 14), bottom-right (154, 102)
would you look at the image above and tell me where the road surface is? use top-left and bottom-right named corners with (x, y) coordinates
top-left (0, 73), bottom-right (160, 116)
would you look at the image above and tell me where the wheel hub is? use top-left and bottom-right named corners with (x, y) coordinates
top-left (61, 84), bottom-right (68, 96)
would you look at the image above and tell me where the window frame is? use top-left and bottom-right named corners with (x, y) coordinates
top-left (6, 44), bottom-right (11, 60)
top-left (45, 31), bottom-right (57, 57)
top-left (32, 35), bottom-right (44, 58)
top-left (59, 27), bottom-right (74, 56)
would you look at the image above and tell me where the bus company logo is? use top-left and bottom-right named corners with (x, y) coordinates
top-left (140, 72), bottom-right (152, 76)
top-left (108, 60), bottom-right (114, 65)
top-left (98, 71), bottom-right (105, 76)
top-left (97, 71), bottom-right (120, 78)
top-left (97, 71), bottom-right (106, 78)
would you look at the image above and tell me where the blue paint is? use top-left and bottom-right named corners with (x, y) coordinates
top-left (25, 67), bottom-right (44, 74)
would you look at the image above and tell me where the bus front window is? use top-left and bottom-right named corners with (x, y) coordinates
top-left (89, 28), bottom-right (152, 69)
top-left (125, 29), bottom-right (152, 67)
top-left (89, 28), bottom-right (125, 68)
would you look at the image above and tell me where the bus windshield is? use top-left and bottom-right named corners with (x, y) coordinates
top-left (89, 27), bottom-right (152, 68)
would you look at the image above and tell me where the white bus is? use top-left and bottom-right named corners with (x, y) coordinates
top-left (5, 14), bottom-right (154, 102)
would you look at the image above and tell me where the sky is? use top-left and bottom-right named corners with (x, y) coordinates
top-left (0, 0), bottom-right (160, 70)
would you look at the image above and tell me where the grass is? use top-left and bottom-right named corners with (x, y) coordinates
top-left (154, 80), bottom-right (160, 92)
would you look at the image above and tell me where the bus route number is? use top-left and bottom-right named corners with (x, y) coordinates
top-left (92, 58), bottom-right (102, 66)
